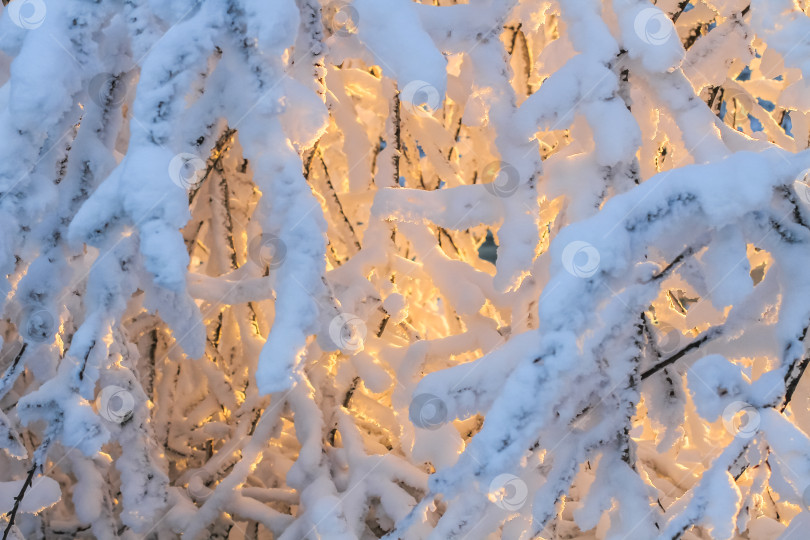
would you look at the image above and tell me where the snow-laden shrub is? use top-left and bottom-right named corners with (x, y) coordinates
top-left (1, 0), bottom-right (810, 538)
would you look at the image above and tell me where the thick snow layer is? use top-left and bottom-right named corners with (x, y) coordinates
top-left (0, 476), bottom-right (61, 514)
top-left (3, 0), bottom-right (810, 537)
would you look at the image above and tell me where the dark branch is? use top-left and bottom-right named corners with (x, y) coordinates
top-left (3, 462), bottom-right (37, 540)
top-left (641, 326), bottom-right (724, 380)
